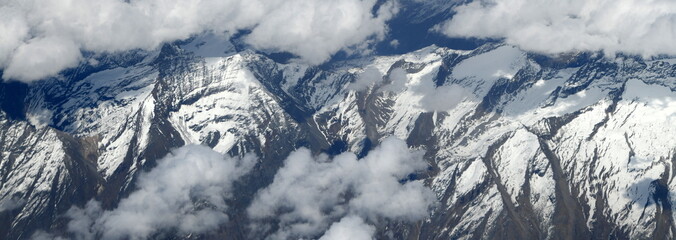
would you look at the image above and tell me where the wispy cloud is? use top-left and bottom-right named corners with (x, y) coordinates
top-left (350, 66), bottom-right (470, 112)
top-left (0, 196), bottom-right (25, 212)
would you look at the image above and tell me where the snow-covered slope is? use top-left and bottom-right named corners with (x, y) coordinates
top-left (2, 35), bottom-right (676, 239)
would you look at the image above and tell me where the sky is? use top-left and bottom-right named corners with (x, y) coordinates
top-left (3, 0), bottom-right (676, 82)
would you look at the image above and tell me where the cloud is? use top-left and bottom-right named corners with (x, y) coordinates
top-left (439, 0), bottom-right (676, 57)
top-left (2, 37), bottom-right (82, 83)
top-left (50, 144), bottom-right (256, 240)
top-left (353, 66), bottom-right (470, 112)
top-left (0, 0), bottom-right (396, 82)
top-left (245, 0), bottom-right (397, 65)
top-left (29, 231), bottom-right (67, 240)
top-left (380, 67), bottom-right (409, 92)
top-left (417, 84), bottom-right (470, 112)
top-left (319, 216), bottom-right (375, 240)
top-left (348, 67), bottom-right (383, 91)
top-left (32, 138), bottom-right (434, 239)
top-left (247, 137), bottom-right (436, 240)
top-left (0, 196), bottom-right (26, 212)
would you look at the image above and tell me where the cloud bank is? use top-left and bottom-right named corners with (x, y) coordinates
top-left (0, 0), bottom-right (396, 82)
top-left (35, 138), bottom-right (435, 239)
top-left (439, 0), bottom-right (676, 57)
top-left (248, 137), bottom-right (436, 240)
top-left (49, 145), bottom-right (256, 240)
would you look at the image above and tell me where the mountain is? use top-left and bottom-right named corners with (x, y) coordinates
top-left (2, 29), bottom-right (676, 239)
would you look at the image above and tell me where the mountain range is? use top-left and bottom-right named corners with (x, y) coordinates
top-left (2, 1), bottom-right (676, 239)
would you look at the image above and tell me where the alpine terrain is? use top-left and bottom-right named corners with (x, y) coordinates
top-left (1, 0), bottom-right (676, 240)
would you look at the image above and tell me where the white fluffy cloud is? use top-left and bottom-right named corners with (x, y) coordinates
top-left (245, 0), bottom-right (396, 65)
top-left (4, 37), bottom-right (82, 81)
top-left (440, 0), bottom-right (676, 57)
top-left (319, 216), bottom-right (375, 240)
top-left (248, 137), bottom-right (436, 240)
top-left (52, 144), bottom-right (256, 240)
top-left (0, 0), bottom-right (396, 82)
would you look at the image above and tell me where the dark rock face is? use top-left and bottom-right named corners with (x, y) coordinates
top-left (2, 39), bottom-right (676, 240)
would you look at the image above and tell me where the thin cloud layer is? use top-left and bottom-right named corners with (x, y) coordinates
top-left (439, 0), bottom-right (676, 57)
top-left (52, 145), bottom-right (256, 240)
top-left (350, 66), bottom-right (470, 112)
top-left (0, 0), bottom-right (396, 82)
top-left (348, 67), bottom-right (383, 91)
top-left (248, 137), bottom-right (436, 240)
top-left (0, 196), bottom-right (25, 212)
